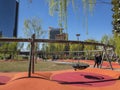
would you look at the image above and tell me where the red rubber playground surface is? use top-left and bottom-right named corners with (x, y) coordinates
top-left (0, 68), bottom-right (120, 90)
top-left (51, 72), bottom-right (116, 87)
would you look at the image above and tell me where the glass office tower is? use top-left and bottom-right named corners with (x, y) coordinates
top-left (0, 0), bottom-right (18, 37)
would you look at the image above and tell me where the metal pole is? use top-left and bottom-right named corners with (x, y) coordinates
top-left (76, 34), bottom-right (80, 63)
top-left (28, 42), bottom-right (33, 77)
top-left (28, 34), bottom-right (35, 77)
top-left (76, 34), bottom-right (80, 41)
top-left (32, 34), bottom-right (35, 73)
top-left (100, 50), bottom-right (104, 69)
top-left (103, 46), bottom-right (113, 70)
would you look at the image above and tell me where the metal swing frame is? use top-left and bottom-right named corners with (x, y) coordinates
top-left (0, 34), bottom-right (114, 77)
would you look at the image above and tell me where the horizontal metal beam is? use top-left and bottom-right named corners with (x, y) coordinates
top-left (0, 38), bottom-right (32, 42)
top-left (0, 38), bottom-right (113, 48)
top-left (35, 39), bottom-right (113, 47)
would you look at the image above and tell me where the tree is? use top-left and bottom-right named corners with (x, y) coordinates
top-left (84, 39), bottom-right (98, 59)
top-left (47, 0), bottom-right (96, 31)
top-left (101, 34), bottom-right (115, 46)
top-left (24, 17), bottom-right (45, 38)
top-left (24, 17), bottom-right (45, 49)
top-left (48, 0), bottom-right (96, 58)
top-left (0, 42), bottom-right (18, 60)
top-left (101, 34), bottom-right (120, 57)
top-left (114, 33), bottom-right (120, 56)
top-left (111, 0), bottom-right (120, 33)
top-left (108, 35), bottom-right (115, 46)
top-left (45, 43), bottom-right (66, 59)
top-left (24, 17), bottom-right (46, 61)
top-left (84, 39), bottom-right (98, 50)
top-left (101, 34), bottom-right (109, 45)
top-left (8, 42), bottom-right (18, 59)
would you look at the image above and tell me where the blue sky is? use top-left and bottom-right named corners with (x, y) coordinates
top-left (18, 0), bottom-right (113, 41)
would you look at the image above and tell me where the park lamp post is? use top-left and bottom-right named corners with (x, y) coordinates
top-left (76, 34), bottom-right (80, 41)
top-left (76, 34), bottom-right (80, 60)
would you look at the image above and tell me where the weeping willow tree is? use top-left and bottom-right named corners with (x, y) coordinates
top-left (47, 0), bottom-right (96, 34)
top-left (27, 0), bottom-right (96, 33)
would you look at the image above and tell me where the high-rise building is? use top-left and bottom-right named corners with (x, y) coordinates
top-left (0, 0), bottom-right (19, 37)
top-left (49, 27), bottom-right (64, 40)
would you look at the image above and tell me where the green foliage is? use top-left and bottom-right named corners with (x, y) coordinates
top-left (47, 0), bottom-right (96, 30)
top-left (24, 17), bottom-right (45, 38)
top-left (42, 43), bottom-right (70, 59)
top-left (0, 42), bottom-right (18, 60)
top-left (82, 0), bottom-right (96, 12)
top-left (100, 34), bottom-right (120, 57)
top-left (101, 34), bottom-right (115, 46)
top-left (108, 36), bottom-right (115, 45)
top-left (101, 34), bottom-right (109, 45)
top-left (24, 17), bottom-right (46, 51)
top-left (84, 39), bottom-right (98, 50)
top-left (0, 42), bottom-right (18, 52)
top-left (69, 44), bottom-right (83, 51)
top-left (47, 0), bottom-right (69, 29)
top-left (111, 0), bottom-right (120, 33)
top-left (114, 34), bottom-right (120, 55)
top-left (83, 39), bottom-right (98, 59)
top-left (44, 43), bottom-right (65, 53)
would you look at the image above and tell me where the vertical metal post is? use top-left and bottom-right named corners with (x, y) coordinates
top-left (100, 50), bottom-right (104, 69)
top-left (28, 34), bottom-right (35, 77)
top-left (32, 34), bottom-right (35, 73)
top-left (28, 41), bottom-right (33, 77)
top-left (76, 34), bottom-right (80, 63)
top-left (76, 34), bottom-right (80, 41)
top-left (103, 46), bottom-right (113, 70)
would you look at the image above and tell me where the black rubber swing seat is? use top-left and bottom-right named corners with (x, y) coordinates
top-left (72, 63), bottom-right (89, 71)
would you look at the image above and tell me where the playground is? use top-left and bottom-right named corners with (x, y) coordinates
top-left (0, 35), bottom-right (120, 90)
top-left (0, 0), bottom-right (120, 90)
top-left (0, 59), bottom-right (120, 90)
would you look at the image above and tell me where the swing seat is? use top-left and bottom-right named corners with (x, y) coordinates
top-left (72, 63), bottom-right (89, 71)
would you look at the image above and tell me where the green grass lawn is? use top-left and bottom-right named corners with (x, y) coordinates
top-left (0, 60), bottom-right (73, 72)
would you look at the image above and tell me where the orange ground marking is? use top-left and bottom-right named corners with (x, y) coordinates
top-left (0, 59), bottom-right (120, 90)
top-left (1, 68), bottom-right (120, 90)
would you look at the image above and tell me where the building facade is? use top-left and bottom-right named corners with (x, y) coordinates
top-left (0, 0), bottom-right (18, 37)
top-left (55, 33), bottom-right (68, 40)
top-left (49, 27), bottom-right (63, 40)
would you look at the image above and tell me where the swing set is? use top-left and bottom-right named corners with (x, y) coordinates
top-left (59, 46), bottom-right (114, 71)
top-left (0, 34), bottom-right (114, 77)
